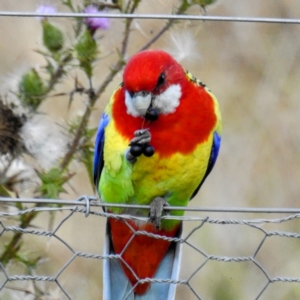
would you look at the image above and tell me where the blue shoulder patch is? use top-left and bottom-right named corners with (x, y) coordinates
top-left (93, 113), bottom-right (110, 186)
top-left (190, 131), bottom-right (221, 200)
top-left (210, 131), bottom-right (221, 168)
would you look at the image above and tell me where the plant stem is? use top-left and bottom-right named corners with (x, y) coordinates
top-left (45, 53), bottom-right (73, 94)
top-left (138, 1), bottom-right (189, 52)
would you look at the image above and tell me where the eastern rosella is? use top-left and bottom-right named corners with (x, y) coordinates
top-left (94, 50), bottom-right (222, 299)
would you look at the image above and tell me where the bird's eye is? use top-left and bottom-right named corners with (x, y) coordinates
top-left (129, 91), bottom-right (135, 98)
top-left (157, 72), bottom-right (165, 87)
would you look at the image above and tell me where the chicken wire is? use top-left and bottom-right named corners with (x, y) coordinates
top-left (1, 196), bottom-right (300, 299)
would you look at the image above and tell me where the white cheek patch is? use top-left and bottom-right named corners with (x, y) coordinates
top-left (125, 84), bottom-right (182, 117)
top-left (154, 84), bottom-right (182, 115)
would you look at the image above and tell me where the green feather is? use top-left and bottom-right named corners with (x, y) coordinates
top-left (99, 154), bottom-right (134, 213)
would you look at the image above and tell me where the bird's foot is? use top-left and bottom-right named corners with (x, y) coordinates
top-left (130, 129), bottom-right (151, 146)
top-left (149, 197), bottom-right (170, 228)
top-left (125, 129), bottom-right (155, 163)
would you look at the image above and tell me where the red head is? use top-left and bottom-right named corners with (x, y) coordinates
top-left (122, 50), bottom-right (186, 118)
top-left (123, 50), bottom-right (185, 95)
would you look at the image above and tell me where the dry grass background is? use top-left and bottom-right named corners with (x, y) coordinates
top-left (1, 0), bottom-right (300, 299)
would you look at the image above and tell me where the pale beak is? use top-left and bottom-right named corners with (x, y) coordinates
top-left (132, 91), bottom-right (152, 116)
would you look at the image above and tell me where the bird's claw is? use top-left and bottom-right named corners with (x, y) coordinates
top-left (129, 129), bottom-right (151, 145)
top-left (149, 197), bottom-right (170, 228)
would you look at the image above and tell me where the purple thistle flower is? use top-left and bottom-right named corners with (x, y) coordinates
top-left (84, 5), bottom-right (110, 33)
top-left (36, 5), bottom-right (56, 21)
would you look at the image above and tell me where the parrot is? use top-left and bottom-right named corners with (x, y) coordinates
top-left (93, 49), bottom-right (222, 299)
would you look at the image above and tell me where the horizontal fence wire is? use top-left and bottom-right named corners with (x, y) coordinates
top-left (1, 196), bottom-right (300, 214)
top-left (1, 196), bottom-right (300, 299)
top-left (0, 11), bottom-right (299, 24)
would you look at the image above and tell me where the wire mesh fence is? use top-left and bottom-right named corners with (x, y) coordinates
top-left (1, 197), bottom-right (300, 299)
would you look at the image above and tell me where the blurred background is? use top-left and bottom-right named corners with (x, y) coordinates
top-left (0, 0), bottom-right (300, 299)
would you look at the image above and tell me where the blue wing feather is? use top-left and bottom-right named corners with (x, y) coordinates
top-left (190, 131), bottom-right (221, 200)
top-left (93, 112), bottom-right (110, 187)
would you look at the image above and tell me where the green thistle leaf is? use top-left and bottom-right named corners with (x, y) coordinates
top-left (38, 168), bottom-right (72, 199)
